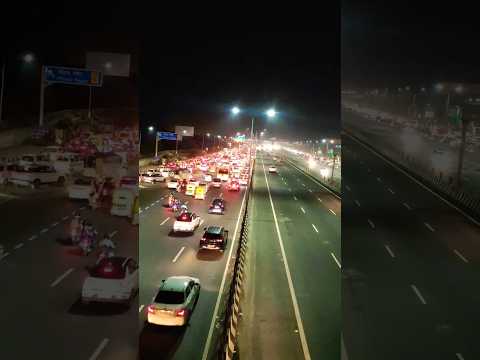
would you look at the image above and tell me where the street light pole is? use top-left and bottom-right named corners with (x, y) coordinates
top-left (0, 60), bottom-right (5, 126)
top-left (39, 65), bottom-right (46, 127)
top-left (155, 132), bottom-right (159, 158)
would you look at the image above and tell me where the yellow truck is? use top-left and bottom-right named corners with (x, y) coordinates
top-left (194, 183), bottom-right (207, 200)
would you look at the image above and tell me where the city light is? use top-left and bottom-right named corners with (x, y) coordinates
top-left (23, 53), bottom-right (35, 63)
top-left (266, 108), bottom-right (276, 118)
top-left (148, 126), bottom-right (154, 132)
top-left (231, 106), bottom-right (240, 115)
top-left (320, 168), bottom-right (330, 178)
top-left (322, 139), bottom-right (326, 143)
top-left (308, 157), bottom-right (316, 168)
top-left (206, 133), bottom-right (210, 137)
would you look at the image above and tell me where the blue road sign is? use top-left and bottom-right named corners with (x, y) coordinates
top-left (44, 66), bottom-right (103, 87)
top-left (158, 131), bottom-right (177, 141)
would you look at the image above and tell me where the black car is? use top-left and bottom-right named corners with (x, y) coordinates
top-left (208, 198), bottom-right (225, 214)
top-left (200, 226), bottom-right (229, 251)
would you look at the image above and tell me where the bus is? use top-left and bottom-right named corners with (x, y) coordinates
top-left (217, 167), bottom-right (229, 182)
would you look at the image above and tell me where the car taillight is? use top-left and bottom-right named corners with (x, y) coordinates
top-left (147, 305), bottom-right (155, 314)
top-left (176, 309), bottom-right (186, 317)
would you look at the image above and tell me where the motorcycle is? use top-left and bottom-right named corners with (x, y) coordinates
top-left (78, 225), bottom-right (97, 256)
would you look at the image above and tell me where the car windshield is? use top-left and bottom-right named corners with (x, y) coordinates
top-left (90, 259), bottom-right (126, 279)
top-left (205, 232), bottom-right (223, 239)
top-left (155, 290), bottom-right (185, 304)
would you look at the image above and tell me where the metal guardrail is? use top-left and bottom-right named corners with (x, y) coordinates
top-left (215, 160), bottom-right (254, 360)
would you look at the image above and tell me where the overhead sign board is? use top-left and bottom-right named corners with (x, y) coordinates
top-left (175, 126), bottom-right (194, 137)
top-left (44, 66), bottom-right (103, 87)
top-left (157, 131), bottom-right (177, 141)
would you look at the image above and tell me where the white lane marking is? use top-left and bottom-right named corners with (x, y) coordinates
top-left (377, 177), bottom-right (382, 182)
top-left (367, 219), bottom-right (375, 229)
top-left (14, 243), bottom-right (24, 250)
top-left (288, 188), bottom-right (292, 192)
top-left (300, 207), bottom-right (306, 214)
top-left (345, 185), bottom-right (351, 191)
top-left (341, 334), bottom-right (349, 360)
top-left (454, 249), bottom-right (469, 263)
top-left (456, 353), bottom-right (465, 360)
top-left (387, 188), bottom-right (395, 194)
top-left (202, 171), bottom-right (250, 360)
top-left (317, 197), bottom-right (323, 203)
top-left (308, 189), bottom-right (313, 193)
top-left (185, 201), bottom-right (189, 205)
top-left (260, 159), bottom-right (311, 360)
top-left (28, 235), bottom-right (37, 241)
top-left (50, 268), bottom-right (75, 288)
top-left (200, 219), bottom-right (204, 226)
top-left (0, 252), bottom-right (10, 260)
top-left (51, 222), bottom-right (59, 227)
top-left (40, 228), bottom-right (48, 234)
top-left (329, 209), bottom-right (336, 216)
top-left (79, 206), bottom-right (86, 211)
top-left (424, 222), bottom-right (435, 232)
top-left (88, 338), bottom-right (110, 360)
top-left (331, 253), bottom-right (341, 269)
top-left (354, 200), bottom-right (361, 207)
top-left (109, 230), bottom-right (118, 238)
top-left (385, 245), bottom-right (395, 258)
top-left (302, 183), bottom-right (306, 187)
top-left (346, 132), bottom-right (480, 227)
top-left (403, 202), bottom-right (412, 210)
top-left (139, 305), bottom-right (144, 313)
top-left (160, 217), bottom-right (170, 226)
top-left (172, 246), bottom-right (186, 263)
top-left (62, 215), bottom-right (69, 221)
top-left (294, 196), bottom-right (298, 201)
top-left (219, 193), bottom-right (224, 198)
top-left (145, 206), bottom-right (150, 210)
top-left (312, 224), bottom-right (319, 233)
top-left (411, 285), bottom-right (427, 304)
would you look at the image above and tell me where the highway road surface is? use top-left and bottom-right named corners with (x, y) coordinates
top-left (342, 131), bottom-right (480, 360)
top-left (138, 176), bottom-right (247, 359)
top-left (0, 185), bottom-right (138, 360)
top-left (238, 150), bottom-right (341, 360)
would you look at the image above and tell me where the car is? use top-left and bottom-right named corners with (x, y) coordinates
top-left (173, 212), bottom-right (201, 233)
top-left (200, 226), bottom-right (229, 251)
top-left (212, 177), bottom-right (222, 188)
top-left (167, 178), bottom-right (179, 189)
top-left (268, 166), bottom-right (277, 173)
top-left (68, 176), bottom-right (94, 200)
top-left (119, 176), bottom-right (138, 192)
top-left (9, 164), bottom-right (65, 187)
top-left (141, 172), bottom-right (165, 183)
top-left (208, 198), bottom-right (225, 214)
top-left (147, 276), bottom-right (201, 326)
top-left (204, 174), bottom-right (212, 182)
top-left (227, 180), bottom-right (240, 191)
top-left (81, 257), bottom-right (139, 306)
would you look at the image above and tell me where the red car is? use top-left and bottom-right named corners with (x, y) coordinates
top-left (227, 180), bottom-right (240, 191)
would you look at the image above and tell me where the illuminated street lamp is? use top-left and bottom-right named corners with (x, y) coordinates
top-left (266, 108), bottom-right (276, 118)
top-left (148, 126), bottom-right (154, 132)
top-left (231, 106), bottom-right (240, 115)
top-left (23, 53), bottom-right (35, 63)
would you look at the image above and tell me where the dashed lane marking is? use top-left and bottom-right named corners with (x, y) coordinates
top-left (13, 243), bottom-right (24, 250)
top-left (172, 246), bottom-right (186, 263)
top-left (88, 338), bottom-right (110, 360)
top-left (385, 245), bottom-right (395, 258)
top-left (331, 253), bottom-right (341, 269)
top-left (411, 285), bottom-right (427, 304)
top-left (50, 268), bottom-right (75, 288)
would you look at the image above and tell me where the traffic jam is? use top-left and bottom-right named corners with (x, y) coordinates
top-left (0, 124), bottom-right (140, 310)
top-left (139, 145), bottom-right (252, 327)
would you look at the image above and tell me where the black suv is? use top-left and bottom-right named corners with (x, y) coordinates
top-left (208, 198), bottom-right (225, 214)
top-left (200, 226), bottom-right (229, 251)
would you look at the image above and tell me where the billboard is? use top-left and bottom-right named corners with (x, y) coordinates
top-left (175, 126), bottom-right (194, 137)
top-left (44, 66), bottom-right (103, 87)
top-left (86, 52), bottom-right (131, 77)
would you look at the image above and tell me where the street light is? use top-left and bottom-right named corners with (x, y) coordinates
top-left (266, 108), bottom-right (276, 118)
top-left (231, 106), bottom-right (240, 115)
top-left (148, 126), bottom-right (154, 132)
top-left (23, 53), bottom-right (35, 64)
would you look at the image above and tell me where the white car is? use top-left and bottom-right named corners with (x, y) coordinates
top-left (268, 166), bottom-right (277, 173)
top-left (68, 177), bottom-right (94, 200)
top-left (173, 212), bottom-right (201, 233)
top-left (81, 257), bottom-right (139, 306)
top-left (239, 177), bottom-right (248, 186)
top-left (141, 173), bottom-right (165, 183)
top-left (147, 276), bottom-right (201, 326)
top-left (9, 165), bottom-right (65, 187)
top-left (167, 178), bottom-right (179, 189)
top-left (204, 174), bottom-right (212, 182)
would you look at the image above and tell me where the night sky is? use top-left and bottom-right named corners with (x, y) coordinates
top-left (342, 2), bottom-right (480, 89)
top-left (139, 31), bottom-right (340, 141)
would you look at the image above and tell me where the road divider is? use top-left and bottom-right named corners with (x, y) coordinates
top-left (410, 285), bottom-right (427, 304)
top-left (88, 338), bottom-right (109, 360)
top-left (50, 268), bottom-right (75, 288)
top-left (172, 246), bottom-right (186, 263)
